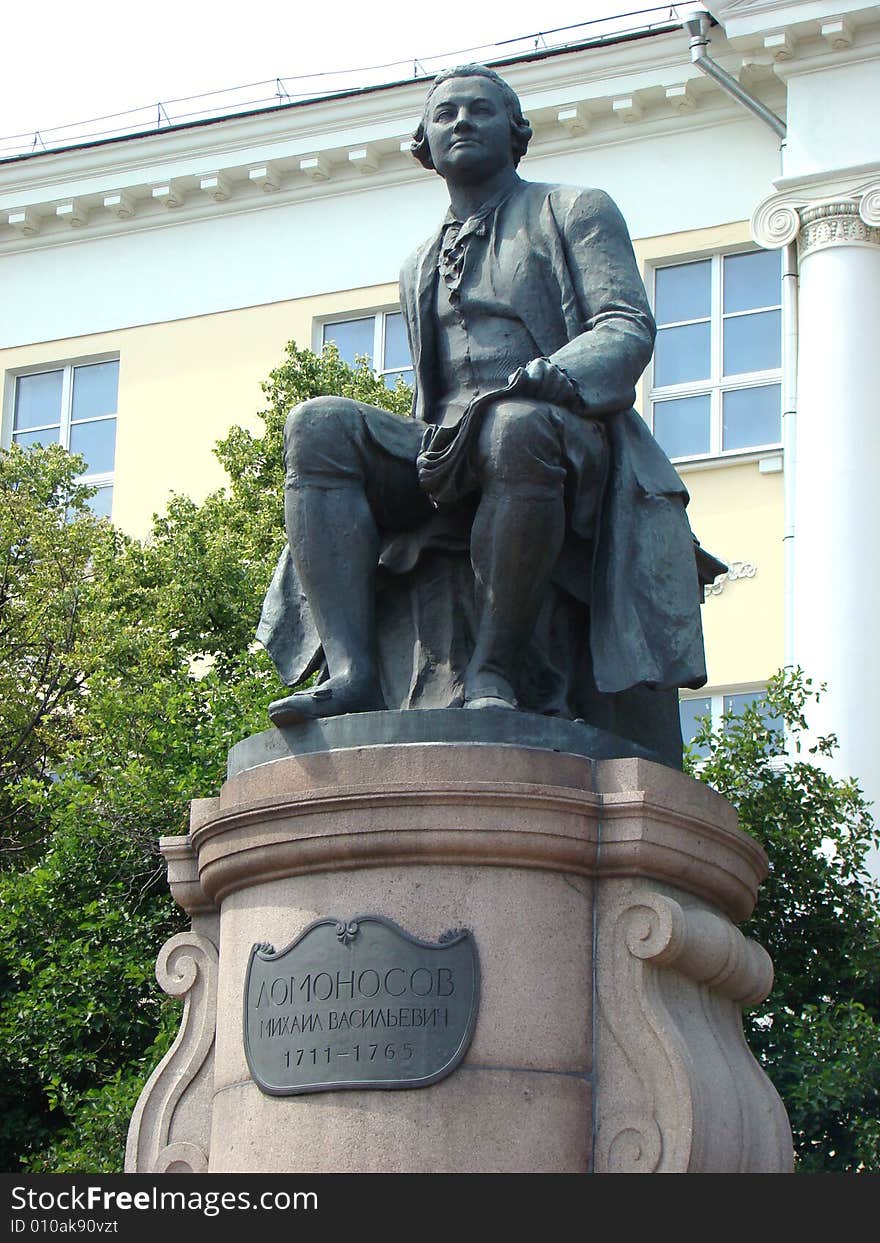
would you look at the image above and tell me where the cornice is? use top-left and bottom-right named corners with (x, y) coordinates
top-left (768, 24), bottom-right (880, 80)
top-left (772, 159), bottom-right (880, 196)
top-left (717, 0), bottom-right (880, 43)
top-left (2, 26), bottom-right (691, 179)
top-left (0, 28), bottom-right (787, 258)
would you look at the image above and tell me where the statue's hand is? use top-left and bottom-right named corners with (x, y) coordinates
top-left (509, 358), bottom-right (579, 407)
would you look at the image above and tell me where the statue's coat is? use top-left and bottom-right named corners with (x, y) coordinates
top-left (258, 179), bottom-right (708, 696)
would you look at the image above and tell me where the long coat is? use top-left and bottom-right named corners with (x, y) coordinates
top-left (258, 178), bottom-right (709, 695)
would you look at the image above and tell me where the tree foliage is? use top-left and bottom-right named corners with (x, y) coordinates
top-left (0, 445), bottom-right (103, 853)
top-left (1, 344), bottom-right (877, 1172)
top-left (0, 345), bottom-right (408, 1172)
top-left (686, 668), bottom-right (880, 1171)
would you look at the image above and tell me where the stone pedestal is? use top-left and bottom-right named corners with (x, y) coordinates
top-left (126, 713), bottom-right (793, 1174)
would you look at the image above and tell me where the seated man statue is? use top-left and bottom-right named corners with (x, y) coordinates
top-left (257, 64), bottom-right (718, 766)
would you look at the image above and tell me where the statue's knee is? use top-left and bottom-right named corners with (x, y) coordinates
top-left (284, 395), bottom-right (349, 438)
top-left (477, 399), bottom-right (561, 483)
top-left (283, 397), bottom-right (361, 469)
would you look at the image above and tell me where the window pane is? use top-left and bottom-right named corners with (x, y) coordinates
top-left (322, 318), bottom-right (374, 365)
top-left (654, 321), bottom-right (711, 387)
top-left (14, 371), bottom-right (63, 431)
top-left (85, 485), bottom-right (113, 520)
top-left (654, 261), bottom-right (710, 324)
top-left (724, 250), bottom-right (780, 314)
top-left (723, 309), bottom-right (781, 375)
top-left (652, 393), bottom-right (710, 458)
top-left (72, 360), bottom-right (119, 421)
top-left (382, 369), bottom-right (414, 390)
top-left (13, 427), bottom-right (61, 450)
top-left (680, 696), bottom-right (711, 758)
top-left (722, 384), bottom-right (781, 451)
top-left (383, 312), bottom-right (411, 370)
top-left (723, 691), bottom-right (783, 734)
top-left (69, 419), bottom-right (116, 475)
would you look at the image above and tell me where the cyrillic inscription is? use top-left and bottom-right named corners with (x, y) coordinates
top-left (243, 915), bottom-right (479, 1094)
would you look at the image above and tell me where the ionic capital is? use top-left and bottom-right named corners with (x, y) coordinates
top-left (752, 178), bottom-right (880, 257)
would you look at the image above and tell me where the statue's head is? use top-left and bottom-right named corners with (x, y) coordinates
top-left (410, 64), bottom-right (533, 171)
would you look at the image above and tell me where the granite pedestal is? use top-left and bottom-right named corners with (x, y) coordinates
top-left (126, 711), bottom-right (793, 1173)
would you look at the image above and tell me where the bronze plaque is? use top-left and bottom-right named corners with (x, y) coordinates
top-left (243, 915), bottom-right (480, 1095)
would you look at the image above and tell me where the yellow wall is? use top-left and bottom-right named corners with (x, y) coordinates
top-left (2, 219), bottom-right (784, 693)
top-left (685, 461), bottom-right (784, 687)
top-left (0, 282), bottom-right (399, 538)
top-left (634, 220), bottom-right (785, 690)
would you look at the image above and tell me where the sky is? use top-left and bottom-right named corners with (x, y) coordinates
top-left (2, 1), bottom-right (680, 150)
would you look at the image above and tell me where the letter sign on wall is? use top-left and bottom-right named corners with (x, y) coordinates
top-left (243, 915), bottom-right (480, 1095)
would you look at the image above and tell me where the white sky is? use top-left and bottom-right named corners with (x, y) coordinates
top-left (2, 1), bottom-right (674, 144)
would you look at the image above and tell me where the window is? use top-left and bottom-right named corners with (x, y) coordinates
top-left (321, 311), bottom-right (413, 389)
top-left (649, 250), bottom-right (782, 461)
top-left (679, 695), bottom-right (713, 758)
top-left (9, 358), bottom-right (118, 518)
top-left (679, 688), bottom-right (783, 758)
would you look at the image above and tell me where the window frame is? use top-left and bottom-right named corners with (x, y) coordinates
top-left (647, 247), bottom-right (783, 464)
top-left (2, 351), bottom-right (120, 516)
top-left (316, 308), bottom-right (413, 388)
top-left (679, 685), bottom-right (784, 761)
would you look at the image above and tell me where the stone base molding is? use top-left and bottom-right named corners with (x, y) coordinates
top-left (126, 730), bottom-right (793, 1173)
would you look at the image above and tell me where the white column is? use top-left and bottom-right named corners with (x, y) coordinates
top-left (753, 180), bottom-right (880, 867)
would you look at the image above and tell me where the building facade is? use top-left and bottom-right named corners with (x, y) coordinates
top-left (2, 1), bottom-right (878, 865)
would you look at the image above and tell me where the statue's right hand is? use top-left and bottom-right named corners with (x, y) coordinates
top-left (509, 358), bottom-right (579, 407)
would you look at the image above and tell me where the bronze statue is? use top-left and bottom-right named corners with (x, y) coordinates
top-left (257, 64), bottom-right (719, 766)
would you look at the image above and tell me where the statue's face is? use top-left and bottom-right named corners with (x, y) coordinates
top-left (424, 76), bottom-right (514, 185)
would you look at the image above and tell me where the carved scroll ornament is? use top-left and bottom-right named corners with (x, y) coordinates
top-left (124, 931), bottom-right (219, 1173)
top-left (594, 888), bottom-right (793, 1174)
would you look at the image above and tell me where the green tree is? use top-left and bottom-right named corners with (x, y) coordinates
top-left (0, 444), bottom-right (104, 852)
top-left (0, 345), bottom-right (409, 1172)
top-left (686, 668), bottom-right (880, 1171)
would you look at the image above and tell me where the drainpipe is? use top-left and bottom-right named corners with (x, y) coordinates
top-left (682, 8), bottom-right (787, 142)
top-left (681, 7), bottom-right (797, 668)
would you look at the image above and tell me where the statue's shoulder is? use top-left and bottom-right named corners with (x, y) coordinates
top-left (519, 179), bottom-right (621, 219)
